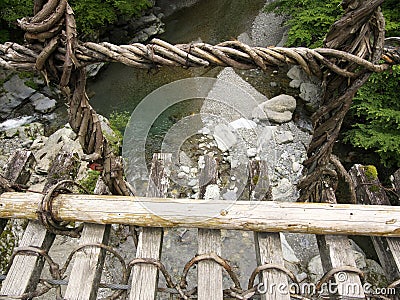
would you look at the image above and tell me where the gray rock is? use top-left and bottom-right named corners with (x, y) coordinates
top-left (263, 94), bottom-right (297, 113)
top-left (289, 79), bottom-right (302, 89)
top-left (213, 124), bottom-right (237, 152)
top-left (299, 82), bottom-right (322, 111)
top-left (281, 234), bottom-right (300, 264)
top-left (34, 126), bottom-right (81, 172)
top-left (204, 184), bottom-right (220, 200)
top-left (30, 93), bottom-right (57, 113)
top-left (253, 94), bottom-right (297, 124)
top-left (139, 14), bottom-right (158, 25)
top-left (308, 255), bottom-right (324, 283)
top-left (276, 131), bottom-right (294, 144)
top-left (247, 147), bottom-right (257, 157)
top-left (237, 32), bottom-right (253, 46)
top-left (272, 177), bottom-right (294, 201)
top-left (86, 63), bottom-right (105, 78)
top-left (229, 118), bottom-right (257, 130)
top-left (287, 65), bottom-right (309, 82)
top-left (2, 122), bottom-right (44, 140)
top-left (143, 24), bottom-right (160, 36)
top-left (3, 75), bottom-right (35, 100)
top-left (266, 110), bottom-right (293, 124)
top-left (0, 94), bottom-right (25, 118)
top-left (135, 31), bottom-right (149, 42)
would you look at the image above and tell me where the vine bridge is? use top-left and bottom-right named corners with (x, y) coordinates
top-left (1, 0), bottom-right (400, 299)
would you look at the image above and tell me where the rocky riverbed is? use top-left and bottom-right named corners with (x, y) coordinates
top-left (0, 0), bottom-right (389, 297)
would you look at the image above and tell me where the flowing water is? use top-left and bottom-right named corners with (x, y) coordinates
top-left (87, 0), bottom-right (271, 160)
top-left (87, 1), bottom-right (380, 292)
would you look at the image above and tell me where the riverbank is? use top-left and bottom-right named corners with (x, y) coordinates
top-left (0, 0), bottom-right (389, 295)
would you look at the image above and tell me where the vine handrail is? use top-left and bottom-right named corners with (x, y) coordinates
top-left (0, 0), bottom-right (399, 202)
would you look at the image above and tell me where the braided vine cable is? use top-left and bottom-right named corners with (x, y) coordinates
top-left (0, 0), bottom-right (399, 199)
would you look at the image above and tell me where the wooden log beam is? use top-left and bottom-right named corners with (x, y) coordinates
top-left (2, 193), bottom-right (400, 237)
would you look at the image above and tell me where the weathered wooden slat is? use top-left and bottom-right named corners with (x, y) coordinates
top-left (129, 153), bottom-right (171, 300)
top-left (0, 150), bottom-right (36, 235)
top-left (198, 155), bottom-right (222, 300)
top-left (0, 221), bottom-right (55, 296)
top-left (317, 234), bottom-right (365, 298)
top-left (4, 150), bottom-right (36, 185)
top-left (252, 160), bottom-right (290, 300)
top-left (64, 178), bottom-right (111, 300)
top-left (1, 152), bottom-right (79, 297)
top-left (350, 164), bottom-right (400, 282)
top-left (255, 232), bottom-right (290, 299)
top-left (394, 169), bottom-right (400, 196)
top-left (316, 184), bottom-right (364, 298)
top-left (3, 193), bottom-right (400, 237)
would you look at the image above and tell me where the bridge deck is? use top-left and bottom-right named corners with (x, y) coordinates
top-left (0, 152), bottom-right (399, 299)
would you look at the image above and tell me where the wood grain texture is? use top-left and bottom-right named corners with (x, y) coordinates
top-left (129, 153), bottom-right (171, 300)
top-left (253, 160), bottom-right (289, 300)
top-left (1, 152), bottom-right (78, 297)
top-left (255, 232), bottom-right (290, 300)
top-left (64, 223), bottom-right (110, 300)
top-left (197, 155), bottom-right (222, 300)
top-left (64, 179), bottom-right (111, 300)
top-left (2, 193), bottom-right (400, 237)
top-left (350, 164), bottom-right (400, 281)
top-left (0, 150), bottom-right (36, 235)
top-left (317, 235), bottom-right (365, 298)
top-left (0, 221), bottom-right (55, 296)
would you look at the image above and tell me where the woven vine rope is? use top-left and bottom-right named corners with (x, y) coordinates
top-left (0, 0), bottom-right (399, 200)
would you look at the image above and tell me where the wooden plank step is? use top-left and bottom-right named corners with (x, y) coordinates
top-left (129, 153), bottom-right (171, 300)
top-left (350, 164), bottom-right (400, 282)
top-left (252, 160), bottom-right (290, 300)
top-left (197, 155), bottom-right (222, 300)
top-left (316, 186), bottom-right (364, 299)
top-left (0, 150), bottom-right (36, 235)
top-left (64, 178), bottom-right (111, 300)
top-left (317, 234), bottom-right (365, 298)
top-left (1, 152), bottom-right (79, 297)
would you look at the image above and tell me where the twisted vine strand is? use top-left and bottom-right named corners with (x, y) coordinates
top-left (0, 0), bottom-right (399, 200)
top-left (1, 39), bottom-right (398, 75)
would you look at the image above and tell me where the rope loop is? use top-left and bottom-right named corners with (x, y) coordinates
top-left (37, 180), bottom-right (86, 238)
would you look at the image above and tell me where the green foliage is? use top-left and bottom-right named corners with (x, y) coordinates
top-left (344, 66), bottom-right (400, 167)
top-left (265, 0), bottom-right (400, 47)
top-left (0, 0), bottom-right (151, 41)
top-left (383, 0), bottom-right (400, 37)
top-left (79, 170), bottom-right (101, 193)
top-left (109, 110), bottom-right (131, 138)
top-left (18, 71), bottom-right (39, 90)
top-left (0, 0), bottom-right (33, 25)
top-left (266, 1), bottom-right (400, 168)
top-left (0, 0), bottom-right (33, 42)
top-left (265, 0), bottom-right (342, 47)
top-left (106, 111), bottom-right (131, 154)
top-left (363, 165), bottom-right (378, 181)
top-left (69, 0), bottom-right (151, 34)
